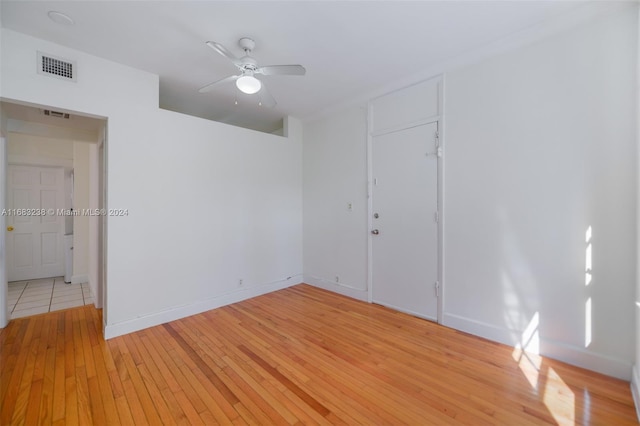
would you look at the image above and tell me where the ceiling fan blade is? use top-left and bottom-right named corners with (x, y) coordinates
top-left (258, 83), bottom-right (277, 107)
top-left (205, 41), bottom-right (242, 67)
top-left (256, 65), bottom-right (306, 76)
top-left (198, 75), bottom-right (238, 93)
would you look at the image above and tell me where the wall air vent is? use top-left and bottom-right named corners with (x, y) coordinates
top-left (43, 110), bottom-right (70, 119)
top-left (37, 52), bottom-right (76, 82)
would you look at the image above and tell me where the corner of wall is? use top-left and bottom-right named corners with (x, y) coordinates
top-left (632, 365), bottom-right (640, 421)
top-left (303, 275), bottom-right (369, 302)
top-left (0, 104), bottom-right (7, 138)
top-left (0, 136), bottom-right (7, 329)
top-left (104, 275), bottom-right (301, 339)
top-left (634, 3), bottom-right (640, 421)
top-left (283, 115), bottom-right (303, 140)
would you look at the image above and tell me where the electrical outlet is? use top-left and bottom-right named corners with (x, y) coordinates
top-left (239, 279), bottom-right (243, 286)
top-left (347, 202), bottom-right (353, 212)
top-left (335, 276), bottom-right (340, 283)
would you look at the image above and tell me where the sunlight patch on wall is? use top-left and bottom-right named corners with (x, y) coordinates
top-left (585, 226), bottom-right (592, 348)
top-left (585, 297), bottom-right (592, 347)
top-left (521, 311), bottom-right (540, 354)
top-left (585, 226), bottom-right (592, 286)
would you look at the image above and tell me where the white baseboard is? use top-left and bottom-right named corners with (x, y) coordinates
top-left (443, 312), bottom-right (632, 380)
top-left (632, 365), bottom-right (640, 422)
top-left (372, 299), bottom-right (437, 323)
top-left (303, 275), bottom-right (369, 302)
top-left (71, 274), bottom-right (88, 284)
top-left (104, 275), bottom-right (302, 339)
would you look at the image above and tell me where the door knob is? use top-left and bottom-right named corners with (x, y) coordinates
top-left (7, 226), bottom-right (14, 232)
top-left (371, 229), bottom-right (379, 235)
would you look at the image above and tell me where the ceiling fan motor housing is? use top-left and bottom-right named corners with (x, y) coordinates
top-left (241, 56), bottom-right (258, 70)
top-left (238, 37), bottom-right (256, 52)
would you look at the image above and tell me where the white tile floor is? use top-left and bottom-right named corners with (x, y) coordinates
top-left (8, 277), bottom-right (94, 319)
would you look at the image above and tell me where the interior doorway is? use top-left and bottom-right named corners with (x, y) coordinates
top-left (0, 100), bottom-right (107, 326)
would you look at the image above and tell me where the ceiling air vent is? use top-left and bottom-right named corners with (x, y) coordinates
top-left (37, 52), bottom-right (76, 82)
top-left (43, 110), bottom-right (70, 119)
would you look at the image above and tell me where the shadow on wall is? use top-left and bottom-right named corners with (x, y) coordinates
top-left (499, 206), bottom-right (594, 354)
top-left (500, 208), bottom-right (614, 422)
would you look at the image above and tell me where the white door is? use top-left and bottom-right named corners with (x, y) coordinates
top-left (371, 122), bottom-right (439, 320)
top-left (6, 166), bottom-right (65, 281)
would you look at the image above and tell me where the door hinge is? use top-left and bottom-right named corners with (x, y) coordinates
top-left (435, 131), bottom-right (442, 157)
top-left (434, 211), bottom-right (439, 223)
top-left (435, 281), bottom-right (440, 298)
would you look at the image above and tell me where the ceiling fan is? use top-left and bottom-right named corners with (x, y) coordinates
top-left (198, 37), bottom-right (306, 107)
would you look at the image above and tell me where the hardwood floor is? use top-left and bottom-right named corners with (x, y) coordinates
top-left (1, 284), bottom-right (637, 425)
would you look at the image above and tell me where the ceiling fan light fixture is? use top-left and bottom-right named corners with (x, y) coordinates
top-left (236, 74), bottom-right (261, 94)
top-left (47, 11), bottom-right (75, 26)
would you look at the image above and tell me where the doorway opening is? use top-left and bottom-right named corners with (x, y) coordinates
top-left (0, 100), bottom-right (107, 328)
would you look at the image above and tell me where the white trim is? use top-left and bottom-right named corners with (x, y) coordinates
top-left (366, 103), bottom-right (373, 304)
top-left (634, 5), bottom-right (640, 422)
top-left (104, 275), bottom-right (302, 339)
top-left (437, 75), bottom-right (446, 325)
top-left (304, 275), bottom-right (368, 302)
top-left (71, 274), bottom-right (88, 284)
top-left (7, 119), bottom-right (98, 143)
top-left (631, 366), bottom-right (640, 422)
top-left (0, 137), bottom-right (7, 328)
top-left (630, 3), bottom-right (640, 421)
top-left (374, 300), bottom-right (437, 323)
top-left (370, 115), bottom-right (441, 138)
top-left (443, 312), bottom-right (632, 380)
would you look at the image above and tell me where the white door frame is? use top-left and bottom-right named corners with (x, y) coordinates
top-left (0, 136), bottom-right (7, 328)
top-left (366, 82), bottom-right (445, 323)
top-left (98, 125), bottom-right (107, 326)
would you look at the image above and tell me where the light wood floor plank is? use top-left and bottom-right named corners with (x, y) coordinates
top-left (0, 285), bottom-right (637, 425)
top-left (146, 326), bottom-right (235, 422)
top-left (11, 318), bottom-right (44, 424)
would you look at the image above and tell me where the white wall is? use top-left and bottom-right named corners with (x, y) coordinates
top-left (1, 29), bottom-right (303, 337)
top-left (302, 7), bottom-right (637, 380)
top-left (72, 141), bottom-right (90, 284)
top-left (7, 119), bottom-right (98, 143)
top-left (303, 106), bottom-right (369, 299)
top-left (633, 5), bottom-right (640, 418)
top-left (7, 132), bottom-right (73, 162)
top-left (444, 8), bottom-right (636, 379)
